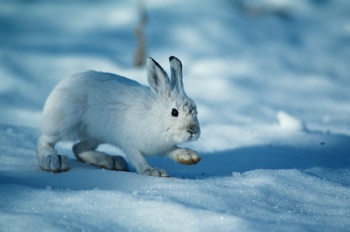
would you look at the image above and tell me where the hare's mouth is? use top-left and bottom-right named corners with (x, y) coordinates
top-left (187, 130), bottom-right (199, 141)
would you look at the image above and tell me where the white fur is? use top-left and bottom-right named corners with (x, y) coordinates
top-left (36, 56), bottom-right (201, 176)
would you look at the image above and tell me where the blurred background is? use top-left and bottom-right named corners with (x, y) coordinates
top-left (1, 0), bottom-right (349, 144)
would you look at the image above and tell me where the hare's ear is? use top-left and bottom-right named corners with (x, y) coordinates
top-left (147, 57), bottom-right (171, 96)
top-left (169, 56), bottom-right (184, 95)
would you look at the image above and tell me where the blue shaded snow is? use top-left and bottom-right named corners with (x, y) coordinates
top-left (1, 0), bottom-right (350, 231)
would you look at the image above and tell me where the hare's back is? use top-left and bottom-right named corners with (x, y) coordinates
top-left (74, 70), bottom-right (141, 88)
top-left (46, 70), bottom-right (146, 114)
top-left (81, 71), bottom-right (150, 101)
top-left (54, 70), bottom-right (146, 101)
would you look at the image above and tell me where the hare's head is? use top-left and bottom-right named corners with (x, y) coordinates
top-left (146, 56), bottom-right (200, 145)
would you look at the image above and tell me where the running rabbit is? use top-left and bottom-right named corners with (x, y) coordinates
top-left (36, 56), bottom-right (201, 177)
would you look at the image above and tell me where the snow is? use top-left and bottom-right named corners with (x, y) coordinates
top-left (1, 0), bottom-right (350, 231)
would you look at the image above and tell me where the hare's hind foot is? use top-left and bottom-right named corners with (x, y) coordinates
top-left (73, 141), bottom-right (129, 171)
top-left (39, 154), bottom-right (69, 173)
top-left (37, 135), bottom-right (69, 173)
top-left (76, 151), bottom-right (129, 171)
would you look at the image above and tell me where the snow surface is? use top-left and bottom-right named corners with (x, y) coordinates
top-left (1, 0), bottom-right (350, 231)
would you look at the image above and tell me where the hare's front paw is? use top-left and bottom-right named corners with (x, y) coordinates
top-left (142, 168), bottom-right (168, 177)
top-left (40, 154), bottom-right (69, 173)
top-left (173, 148), bottom-right (201, 165)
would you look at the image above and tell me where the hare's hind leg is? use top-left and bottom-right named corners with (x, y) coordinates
top-left (73, 140), bottom-right (129, 171)
top-left (37, 135), bottom-right (69, 172)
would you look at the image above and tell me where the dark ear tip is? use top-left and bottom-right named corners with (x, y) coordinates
top-left (147, 57), bottom-right (163, 70)
top-left (169, 56), bottom-right (178, 62)
top-left (169, 56), bottom-right (182, 67)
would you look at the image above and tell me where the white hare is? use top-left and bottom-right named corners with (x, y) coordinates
top-left (36, 56), bottom-right (201, 177)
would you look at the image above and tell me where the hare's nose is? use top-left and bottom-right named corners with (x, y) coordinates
top-left (187, 124), bottom-right (199, 135)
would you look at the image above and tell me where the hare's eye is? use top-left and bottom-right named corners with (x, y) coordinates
top-left (171, 108), bottom-right (179, 117)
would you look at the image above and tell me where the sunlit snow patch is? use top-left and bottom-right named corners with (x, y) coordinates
top-left (277, 111), bottom-right (304, 132)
